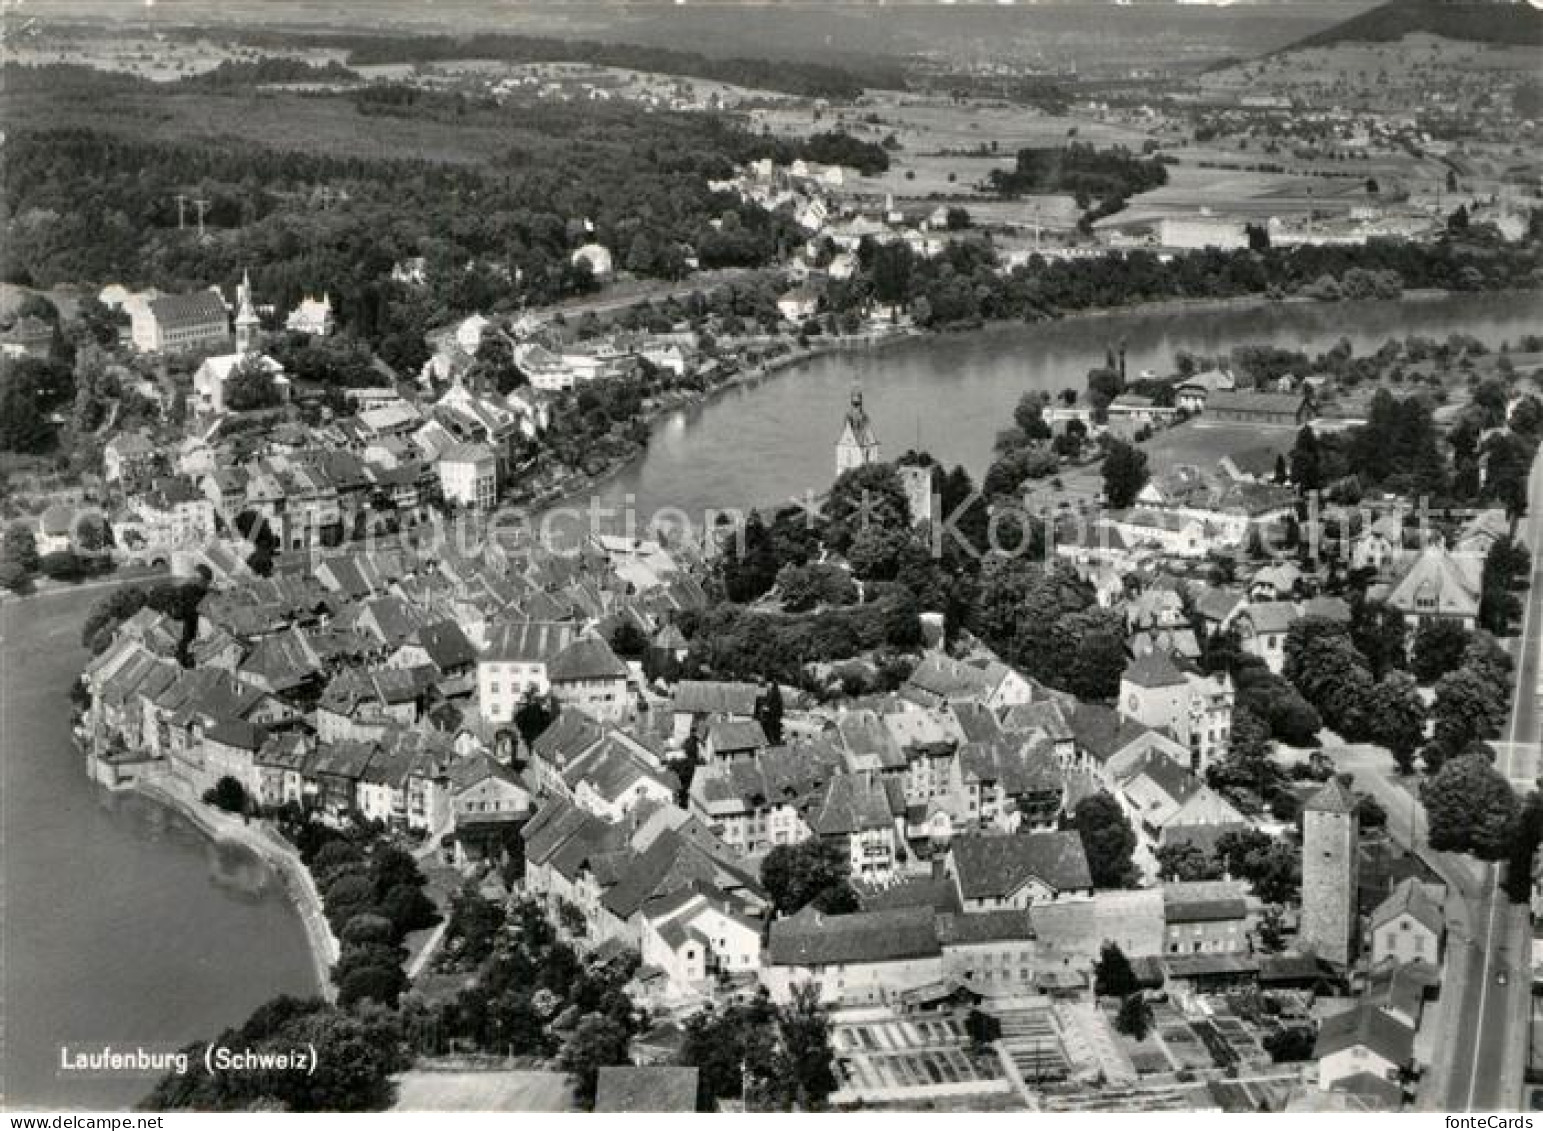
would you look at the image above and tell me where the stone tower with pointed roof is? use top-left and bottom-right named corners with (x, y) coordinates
top-left (1300, 778), bottom-right (1359, 967)
top-left (835, 386), bottom-right (880, 478)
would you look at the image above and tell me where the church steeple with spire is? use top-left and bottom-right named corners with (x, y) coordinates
top-left (234, 270), bottom-right (260, 355)
top-left (835, 384), bottom-right (881, 477)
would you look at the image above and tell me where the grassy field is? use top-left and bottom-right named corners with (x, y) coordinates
top-left (751, 95), bottom-right (1154, 210)
top-left (1104, 162), bottom-right (1378, 227)
top-left (7, 35), bottom-right (350, 82)
top-left (1137, 419), bottom-right (1297, 479)
top-left (392, 1070), bottom-right (575, 1112)
top-left (1206, 34), bottom-right (1540, 92)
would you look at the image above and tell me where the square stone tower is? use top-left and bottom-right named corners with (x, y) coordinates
top-left (1300, 778), bottom-right (1360, 968)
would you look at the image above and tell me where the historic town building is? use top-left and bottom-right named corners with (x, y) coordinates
top-left (835, 386), bottom-right (881, 476)
top-left (1300, 779), bottom-right (1360, 968)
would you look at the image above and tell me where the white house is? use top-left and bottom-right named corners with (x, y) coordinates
top-left (763, 905), bottom-right (944, 1006)
top-left (1385, 546), bottom-right (1483, 631)
top-left (454, 314), bottom-right (492, 356)
top-left (777, 286), bottom-right (820, 322)
top-left (436, 442), bottom-right (497, 510)
top-left (285, 294), bottom-right (335, 336)
top-left (1314, 1002), bottom-right (1414, 1097)
top-left (192, 352), bottom-right (288, 415)
top-left (1351, 513), bottom-right (1405, 574)
top-left (477, 621), bottom-right (579, 725)
top-left (1227, 601), bottom-right (1300, 674)
top-left (1118, 652), bottom-right (1233, 774)
top-left (1108, 510), bottom-right (1212, 558)
top-left (943, 830), bottom-right (1094, 912)
top-left (640, 884), bottom-right (762, 999)
top-left (547, 635), bottom-right (631, 724)
top-left (1367, 878), bottom-right (1445, 967)
top-left (572, 243), bottom-right (614, 279)
top-left (566, 738), bottom-right (678, 822)
top-left (35, 504), bottom-right (75, 556)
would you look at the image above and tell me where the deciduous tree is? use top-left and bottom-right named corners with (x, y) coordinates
top-left (1101, 440), bottom-right (1149, 509)
top-left (760, 839), bottom-right (857, 915)
top-left (1067, 792), bottom-right (1137, 889)
top-left (1411, 618), bottom-right (1470, 683)
top-left (560, 1013), bottom-right (632, 1110)
top-left (1094, 942), bottom-right (1138, 998)
top-left (1115, 994), bottom-right (1153, 1041)
top-left (1424, 752), bottom-right (1520, 860)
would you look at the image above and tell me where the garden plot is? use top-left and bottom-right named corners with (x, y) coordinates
top-left (993, 1004), bottom-right (1072, 1084)
top-left (831, 1013), bottom-right (1011, 1104)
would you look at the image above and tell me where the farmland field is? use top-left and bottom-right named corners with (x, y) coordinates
top-left (1138, 419), bottom-right (1298, 480)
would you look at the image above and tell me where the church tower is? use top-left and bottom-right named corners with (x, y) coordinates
top-left (234, 270), bottom-right (260, 355)
top-left (835, 385), bottom-right (881, 477)
top-left (1300, 778), bottom-right (1360, 968)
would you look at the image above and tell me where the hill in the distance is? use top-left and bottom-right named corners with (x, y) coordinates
top-left (1283, 0), bottom-right (1543, 50)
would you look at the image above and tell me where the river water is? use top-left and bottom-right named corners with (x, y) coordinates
top-left (577, 292), bottom-right (1541, 527)
top-left (0, 592), bottom-right (317, 1111)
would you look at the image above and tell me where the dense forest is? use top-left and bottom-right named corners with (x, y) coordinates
top-left (1284, 0), bottom-right (1543, 52)
top-left (822, 229), bottom-right (1542, 331)
top-left (0, 72), bottom-right (820, 367)
top-left (984, 143), bottom-right (1170, 229)
top-left (181, 57), bottom-right (361, 88)
top-left (150, 25), bottom-right (900, 99)
top-left (985, 143), bottom-right (1170, 203)
top-left (0, 67), bottom-right (888, 303)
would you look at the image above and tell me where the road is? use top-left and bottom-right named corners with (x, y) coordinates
top-left (1333, 454), bottom-right (1543, 1112)
top-left (1446, 450), bottom-right (1543, 1113)
top-left (530, 267), bottom-right (762, 321)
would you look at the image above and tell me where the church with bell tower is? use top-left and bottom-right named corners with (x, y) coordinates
top-left (234, 270), bottom-right (260, 355)
top-left (835, 385), bottom-right (880, 477)
top-left (191, 268), bottom-right (289, 415)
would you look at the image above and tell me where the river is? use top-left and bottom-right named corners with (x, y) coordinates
top-left (0, 591), bottom-right (318, 1111)
top-left (572, 292), bottom-right (1541, 528)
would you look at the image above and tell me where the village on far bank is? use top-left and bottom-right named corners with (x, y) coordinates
top-left (0, 214), bottom-right (1532, 1111)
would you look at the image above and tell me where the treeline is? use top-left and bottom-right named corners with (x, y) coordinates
top-left (792, 131), bottom-right (890, 176)
top-left (984, 143), bottom-right (1169, 202)
top-left (1289, 379), bottom-right (1541, 515)
top-left (140, 997), bottom-right (409, 1112)
top-left (335, 31), bottom-right (893, 99)
top-left (821, 233), bottom-right (1542, 331)
top-left (406, 893), bottom-right (643, 1109)
top-left (295, 828), bottom-right (440, 1010)
top-left (180, 57), bottom-right (361, 88)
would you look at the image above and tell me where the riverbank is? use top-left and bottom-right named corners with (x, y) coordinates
top-left (510, 325), bottom-right (923, 523)
top-left (130, 777), bottom-right (339, 1002)
top-left (928, 285), bottom-right (1535, 341)
top-left (513, 285), bottom-right (1540, 529)
top-left (3, 589), bottom-right (324, 1109)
